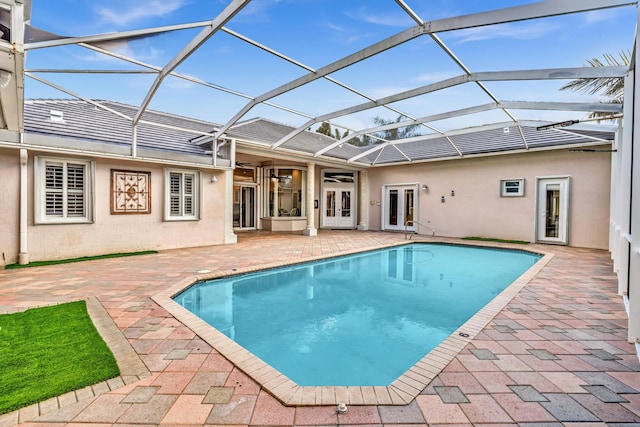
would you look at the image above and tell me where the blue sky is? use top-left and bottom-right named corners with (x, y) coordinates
top-left (25, 1), bottom-right (637, 133)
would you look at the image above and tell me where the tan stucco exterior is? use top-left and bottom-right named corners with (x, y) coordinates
top-left (0, 143), bottom-right (613, 266)
top-left (0, 148), bottom-right (20, 266)
top-left (366, 147), bottom-right (612, 249)
top-left (0, 148), bottom-right (228, 265)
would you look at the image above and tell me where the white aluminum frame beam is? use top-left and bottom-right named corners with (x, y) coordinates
top-left (26, 72), bottom-right (132, 120)
top-left (423, 0), bottom-right (637, 33)
top-left (26, 69), bottom-right (157, 74)
top-left (25, 21), bottom-right (212, 50)
top-left (213, 0), bottom-right (635, 144)
top-left (314, 103), bottom-right (501, 157)
top-left (22, 0), bottom-right (634, 167)
top-left (346, 119), bottom-right (614, 164)
top-left (26, 73), bottom-right (220, 137)
top-left (315, 99), bottom-right (624, 159)
top-left (213, 24), bottom-right (426, 140)
top-left (77, 43), bottom-right (313, 120)
top-left (394, 0), bottom-right (423, 25)
top-left (133, 0), bottom-right (251, 126)
top-left (219, 26), bottom-right (433, 139)
top-left (276, 66), bottom-right (626, 151)
top-left (28, 18), bottom-right (427, 136)
top-left (499, 101), bottom-right (623, 113)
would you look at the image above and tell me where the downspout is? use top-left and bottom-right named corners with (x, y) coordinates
top-left (132, 124), bottom-right (138, 158)
top-left (18, 139), bottom-right (29, 265)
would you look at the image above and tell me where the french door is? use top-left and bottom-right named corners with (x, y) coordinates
top-left (322, 186), bottom-right (355, 228)
top-left (536, 177), bottom-right (570, 244)
top-left (384, 185), bottom-right (417, 231)
top-left (233, 185), bottom-right (256, 229)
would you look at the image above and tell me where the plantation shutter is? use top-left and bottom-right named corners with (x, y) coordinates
top-left (37, 156), bottom-right (92, 224)
top-left (165, 169), bottom-right (199, 220)
top-left (45, 163), bottom-right (64, 216)
top-left (183, 174), bottom-right (194, 215)
top-left (66, 163), bottom-right (86, 217)
top-left (169, 172), bottom-right (181, 216)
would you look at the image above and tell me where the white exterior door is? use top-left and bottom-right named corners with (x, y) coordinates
top-left (322, 186), bottom-right (355, 228)
top-left (536, 177), bottom-right (570, 244)
top-left (383, 185), bottom-right (417, 231)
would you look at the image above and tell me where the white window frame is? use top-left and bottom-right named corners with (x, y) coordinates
top-left (34, 156), bottom-right (94, 224)
top-left (500, 178), bottom-right (525, 197)
top-left (164, 168), bottom-right (201, 221)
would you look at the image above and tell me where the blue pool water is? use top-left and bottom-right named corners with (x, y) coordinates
top-left (174, 243), bottom-right (541, 386)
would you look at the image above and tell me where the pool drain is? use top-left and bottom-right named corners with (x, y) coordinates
top-left (336, 403), bottom-right (348, 414)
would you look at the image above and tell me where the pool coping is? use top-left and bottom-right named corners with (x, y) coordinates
top-left (152, 239), bottom-right (553, 406)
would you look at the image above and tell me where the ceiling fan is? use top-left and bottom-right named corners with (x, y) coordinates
top-left (235, 161), bottom-right (256, 167)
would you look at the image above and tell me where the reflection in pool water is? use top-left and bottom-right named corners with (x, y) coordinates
top-left (174, 243), bottom-right (541, 386)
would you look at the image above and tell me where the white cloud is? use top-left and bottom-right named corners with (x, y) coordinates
top-left (582, 9), bottom-right (624, 26)
top-left (414, 71), bottom-right (460, 84)
top-left (450, 21), bottom-right (558, 44)
top-left (320, 21), bottom-right (375, 45)
top-left (164, 75), bottom-right (198, 90)
top-left (367, 85), bottom-right (413, 99)
top-left (346, 7), bottom-right (413, 27)
top-left (95, 0), bottom-right (187, 27)
top-left (231, 0), bottom-right (283, 23)
top-left (75, 43), bottom-right (164, 64)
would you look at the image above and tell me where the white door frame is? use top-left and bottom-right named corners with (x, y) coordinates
top-left (320, 170), bottom-right (357, 229)
top-left (535, 176), bottom-right (570, 245)
top-left (232, 183), bottom-right (258, 230)
top-left (382, 183), bottom-right (418, 232)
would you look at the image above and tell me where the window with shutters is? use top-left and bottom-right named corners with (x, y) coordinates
top-left (35, 157), bottom-right (94, 224)
top-left (164, 169), bottom-right (200, 220)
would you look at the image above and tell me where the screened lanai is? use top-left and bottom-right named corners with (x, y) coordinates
top-left (0, 0), bottom-right (638, 346)
top-left (17, 0), bottom-right (634, 164)
top-left (2, 1), bottom-right (640, 417)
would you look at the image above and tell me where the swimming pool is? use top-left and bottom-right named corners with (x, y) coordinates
top-left (173, 243), bottom-right (541, 387)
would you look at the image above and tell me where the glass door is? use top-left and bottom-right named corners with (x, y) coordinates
top-left (321, 187), bottom-right (355, 228)
top-left (324, 190), bottom-right (337, 226)
top-left (320, 171), bottom-right (357, 229)
top-left (233, 185), bottom-right (256, 229)
top-left (384, 185), bottom-right (417, 231)
top-left (536, 177), bottom-right (569, 244)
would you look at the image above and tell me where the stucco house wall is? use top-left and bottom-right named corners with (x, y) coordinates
top-left (1, 149), bottom-right (228, 264)
top-left (0, 148), bottom-right (20, 266)
top-left (366, 147), bottom-right (611, 249)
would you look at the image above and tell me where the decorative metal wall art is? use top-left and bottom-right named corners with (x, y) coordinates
top-left (111, 170), bottom-right (151, 214)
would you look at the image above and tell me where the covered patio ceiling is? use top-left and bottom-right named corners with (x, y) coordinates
top-left (23, 0), bottom-right (635, 166)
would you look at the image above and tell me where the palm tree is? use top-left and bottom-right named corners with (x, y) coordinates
top-left (345, 115), bottom-right (421, 147)
top-left (372, 115), bottom-right (421, 142)
top-left (560, 50), bottom-right (630, 119)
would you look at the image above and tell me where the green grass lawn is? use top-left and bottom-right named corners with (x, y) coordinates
top-left (0, 300), bottom-right (120, 415)
top-left (462, 236), bottom-right (529, 245)
top-left (5, 250), bottom-right (157, 269)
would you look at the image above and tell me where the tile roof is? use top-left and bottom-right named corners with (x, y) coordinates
top-left (23, 99), bottom-right (614, 166)
top-left (24, 99), bottom-right (216, 156)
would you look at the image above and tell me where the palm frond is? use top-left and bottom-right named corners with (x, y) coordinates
top-left (559, 50), bottom-right (629, 98)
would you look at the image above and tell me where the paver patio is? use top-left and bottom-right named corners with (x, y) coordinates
top-left (0, 230), bottom-right (638, 426)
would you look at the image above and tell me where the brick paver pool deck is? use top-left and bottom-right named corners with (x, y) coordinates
top-left (0, 230), bottom-right (638, 426)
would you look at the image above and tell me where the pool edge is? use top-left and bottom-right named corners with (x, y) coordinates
top-left (152, 239), bottom-right (553, 406)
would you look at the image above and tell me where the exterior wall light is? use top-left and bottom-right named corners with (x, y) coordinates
top-left (451, 190), bottom-right (455, 196)
top-left (441, 196), bottom-right (445, 203)
top-left (421, 185), bottom-right (429, 192)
